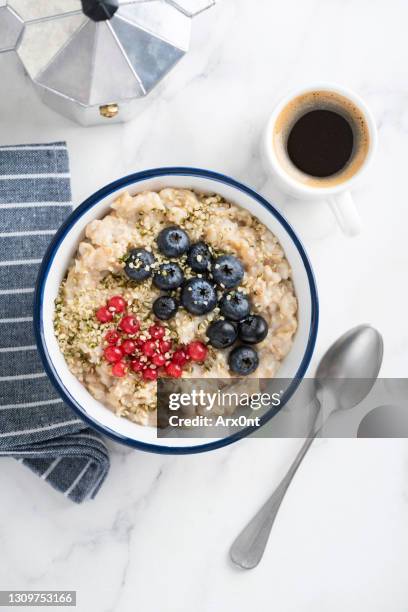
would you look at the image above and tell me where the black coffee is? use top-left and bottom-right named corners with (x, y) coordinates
top-left (287, 109), bottom-right (354, 178)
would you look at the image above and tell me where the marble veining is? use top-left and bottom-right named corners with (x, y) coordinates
top-left (1, 1), bottom-right (408, 610)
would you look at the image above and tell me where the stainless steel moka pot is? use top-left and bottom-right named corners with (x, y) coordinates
top-left (0, 0), bottom-right (215, 125)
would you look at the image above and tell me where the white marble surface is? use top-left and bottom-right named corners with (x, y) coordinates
top-left (1, 1), bottom-right (408, 610)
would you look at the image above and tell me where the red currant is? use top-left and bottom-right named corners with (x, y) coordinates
top-left (159, 339), bottom-right (172, 354)
top-left (130, 359), bottom-right (144, 372)
top-left (143, 368), bottom-right (158, 381)
top-left (172, 348), bottom-right (188, 366)
top-left (121, 339), bottom-right (137, 355)
top-left (96, 306), bottom-right (113, 323)
top-left (142, 340), bottom-right (156, 357)
top-left (166, 362), bottom-right (183, 378)
top-left (107, 295), bottom-right (126, 313)
top-left (149, 324), bottom-right (165, 340)
top-left (187, 341), bottom-right (208, 362)
top-left (119, 315), bottom-right (140, 335)
top-left (104, 345), bottom-right (123, 363)
top-left (151, 353), bottom-right (166, 367)
top-left (112, 361), bottom-right (127, 377)
top-left (105, 329), bottom-right (120, 345)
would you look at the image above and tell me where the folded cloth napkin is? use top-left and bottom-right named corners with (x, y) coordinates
top-left (0, 142), bottom-right (110, 503)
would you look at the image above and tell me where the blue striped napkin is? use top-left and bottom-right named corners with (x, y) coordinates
top-left (0, 142), bottom-right (110, 503)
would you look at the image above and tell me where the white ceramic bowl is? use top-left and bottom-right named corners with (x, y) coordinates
top-left (34, 168), bottom-right (319, 454)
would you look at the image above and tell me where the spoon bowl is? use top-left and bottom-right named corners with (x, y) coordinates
top-left (316, 325), bottom-right (384, 412)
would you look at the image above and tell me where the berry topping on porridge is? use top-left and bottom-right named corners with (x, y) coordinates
top-left (212, 254), bottom-right (244, 288)
top-left (152, 295), bottom-right (179, 320)
top-left (153, 262), bottom-right (184, 290)
top-left (54, 188), bottom-right (297, 425)
top-left (206, 320), bottom-right (238, 349)
top-left (219, 290), bottom-right (251, 321)
top-left (118, 314), bottom-right (140, 334)
top-left (181, 277), bottom-right (217, 315)
top-left (107, 294), bottom-right (127, 313)
top-left (186, 241), bottom-right (212, 272)
top-left (96, 305), bottom-right (205, 382)
top-left (186, 341), bottom-right (208, 362)
top-left (238, 314), bottom-right (269, 344)
top-left (95, 305), bottom-right (113, 323)
top-left (157, 225), bottom-right (190, 257)
top-left (228, 345), bottom-right (259, 376)
top-left (124, 248), bottom-right (155, 282)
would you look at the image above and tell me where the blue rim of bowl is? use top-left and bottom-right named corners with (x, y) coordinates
top-left (34, 167), bottom-right (319, 455)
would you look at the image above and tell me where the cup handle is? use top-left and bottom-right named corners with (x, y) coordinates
top-left (328, 191), bottom-right (362, 236)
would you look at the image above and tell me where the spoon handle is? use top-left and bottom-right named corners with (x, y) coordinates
top-left (230, 400), bottom-right (321, 570)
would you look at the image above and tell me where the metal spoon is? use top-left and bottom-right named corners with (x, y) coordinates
top-left (230, 325), bottom-right (384, 569)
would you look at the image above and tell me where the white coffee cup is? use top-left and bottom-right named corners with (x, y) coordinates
top-left (261, 83), bottom-right (377, 236)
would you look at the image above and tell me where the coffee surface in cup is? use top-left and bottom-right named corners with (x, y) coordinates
top-left (273, 90), bottom-right (370, 188)
top-left (287, 109), bottom-right (353, 178)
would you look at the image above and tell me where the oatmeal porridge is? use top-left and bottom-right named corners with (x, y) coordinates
top-left (54, 189), bottom-right (298, 426)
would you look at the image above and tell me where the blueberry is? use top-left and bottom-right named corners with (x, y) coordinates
top-left (228, 345), bottom-right (259, 376)
top-left (124, 248), bottom-right (155, 282)
top-left (206, 319), bottom-right (237, 349)
top-left (181, 277), bottom-right (217, 315)
top-left (153, 295), bottom-right (179, 320)
top-left (219, 291), bottom-right (250, 321)
top-left (187, 241), bottom-right (212, 273)
top-left (157, 225), bottom-right (190, 257)
top-left (153, 262), bottom-right (184, 290)
top-left (212, 255), bottom-right (244, 288)
top-left (238, 315), bottom-right (269, 344)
